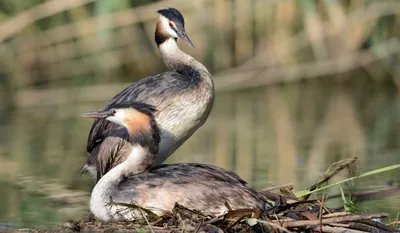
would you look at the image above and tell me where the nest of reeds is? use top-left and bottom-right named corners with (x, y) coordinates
top-left (32, 157), bottom-right (400, 233)
top-left (55, 200), bottom-right (398, 233)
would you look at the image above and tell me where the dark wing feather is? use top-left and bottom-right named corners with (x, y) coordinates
top-left (95, 128), bottom-right (131, 181)
top-left (120, 163), bottom-right (249, 189)
top-left (150, 163), bottom-right (248, 185)
top-left (114, 163), bottom-right (269, 213)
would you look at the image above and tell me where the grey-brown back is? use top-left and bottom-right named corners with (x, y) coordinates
top-left (110, 163), bottom-right (269, 215)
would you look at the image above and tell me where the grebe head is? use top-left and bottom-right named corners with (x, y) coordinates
top-left (81, 103), bottom-right (160, 155)
top-left (155, 8), bottom-right (194, 48)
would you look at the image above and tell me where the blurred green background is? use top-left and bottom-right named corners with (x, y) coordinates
top-left (0, 0), bottom-right (399, 229)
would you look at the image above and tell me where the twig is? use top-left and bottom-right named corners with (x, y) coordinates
top-left (260, 183), bottom-right (294, 192)
top-left (258, 190), bottom-right (297, 203)
top-left (317, 199), bottom-right (331, 216)
top-left (322, 212), bottom-right (350, 218)
top-left (318, 195), bottom-right (325, 233)
top-left (137, 203), bottom-right (156, 233)
top-left (280, 213), bottom-right (388, 228)
top-left (193, 221), bottom-right (203, 233)
top-left (313, 226), bottom-right (366, 233)
top-left (224, 216), bottom-right (245, 232)
top-left (109, 201), bottom-right (159, 219)
top-left (328, 223), bottom-right (350, 228)
top-left (356, 219), bottom-right (399, 232)
top-left (302, 157), bottom-right (358, 200)
top-left (251, 219), bottom-right (293, 233)
top-left (205, 214), bottom-right (225, 224)
top-left (224, 202), bottom-right (233, 211)
top-left (347, 222), bottom-right (383, 232)
top-left (388, 220), bottom-right (400, 227)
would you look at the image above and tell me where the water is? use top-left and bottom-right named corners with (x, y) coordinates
top-left (0, 77), bottom-right (399, 228)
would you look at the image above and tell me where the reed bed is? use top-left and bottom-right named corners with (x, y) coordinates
top-left (0, 0), bottom-right (399, 94)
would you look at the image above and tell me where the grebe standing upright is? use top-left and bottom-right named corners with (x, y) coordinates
top-left (81, 103), bottom-right (270, 222)
top-left (81, 8), bottom-right (214, 181)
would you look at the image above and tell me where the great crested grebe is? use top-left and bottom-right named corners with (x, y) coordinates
top-left (81, 103), bottom-right (270, 222)
top-left (81, 8), bottom-right (214, 181)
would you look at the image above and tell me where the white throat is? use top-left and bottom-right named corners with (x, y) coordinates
top-left (90, 145), bottom-right (153, 221)
top-left (159, 38), bottom-right (180, 57)
top-left (158, 38), bottom-right (192, 71)
top-left (95, 145), bottom-right (151, 189)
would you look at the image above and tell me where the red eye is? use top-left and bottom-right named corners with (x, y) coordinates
top-left (169, 22), bottom-right (175, 28)
top-left (112, 109), bottom-right (117, 115)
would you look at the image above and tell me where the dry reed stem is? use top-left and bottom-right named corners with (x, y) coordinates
top-left (266, 87), bottom-right (297, 184)
top-left (0, 0), bottom-right (211, 88)
top-left (4, 0), bottom-right (207, 54)
top-left (277, 213), bottom-right (388, 228)
top-left (388, 220), bottom-right (400, 227)
top-left (323, 212), bottom-right (350, 218)
top-left (215, 1), bottom-right (400, 87)
top-left (215, 38), bottom-right (400, 91)
top-left (235, 92), bottom-right (254, 182)
top-left (306, 90), bottom-right (366, 183)
top-left (213, 93), bottom-right (234, 168)
top-left (302, 157), bottom-right (358, 200)
top-left (313, 226), bottom-right (366, 233)
top-left (0, 0), bottom-right (96, 43)
top-left (258, 220), bottom-right (293, 233)
top-left (1, 1), bottom-right (399, 89)
top-left (301, 1), bottom-right (329, 60)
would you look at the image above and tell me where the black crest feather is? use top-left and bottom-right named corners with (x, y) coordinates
top-left (157, 8), bottom-right (185, 26)
top-left (105, 102), bottom-right (157, 116)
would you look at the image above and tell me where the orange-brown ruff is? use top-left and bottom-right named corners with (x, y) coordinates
top-left (82, 8), bottom-right (214, 181)
top-left (124, 109), bottom-right (152, 134)
top-left (82, 103), bottom-right (271, 222)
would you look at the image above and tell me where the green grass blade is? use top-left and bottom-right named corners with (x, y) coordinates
top-left (295, 164), bottom-right (400, 198)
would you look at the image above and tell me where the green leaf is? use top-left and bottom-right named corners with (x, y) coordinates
top-left (295, 164), bottom-right (400, 198)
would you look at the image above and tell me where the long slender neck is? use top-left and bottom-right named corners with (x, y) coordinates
top-left (91, 143), bottom-right (155, 217)
top-left (99, 145), bottom-right (154, 185)
top-left (158, 38), bottom-right (213, 87)
top-left (158, 38), bottom-right (193, 71)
